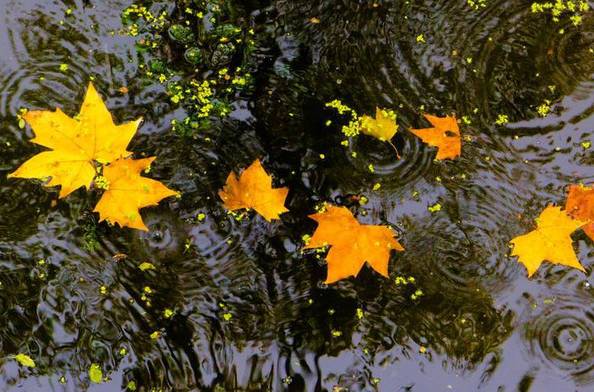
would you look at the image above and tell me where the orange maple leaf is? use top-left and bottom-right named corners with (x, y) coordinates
top-left (93, 158), bottom-right (178, 231)
top-left (565, 184), bottom-right (594, 241)
top-left (410, 114), bottom-right (461, 160)
top-left (218, 159), bottom-right (289, 221)
top-left (510, 205), bottom-right (587, 277)
top-left (304, 205), bottom-right (404, 283)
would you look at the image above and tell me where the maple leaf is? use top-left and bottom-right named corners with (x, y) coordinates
top-left (510, 205), bottom-right (587, 277)
top-left (304, 205), bottom-right (404, 283)
top-left (9, 82), bottom-right (141, 197)
top-left (565, 184), bottom-right (594, 241)
top-left (410, 114), bottom-right (461, 160)
top-left (218, 159), bottom-right (289, 221)
top-left (361, 107), bottom-right (398, 141)
top-left (360, 107), bottom-right (401, 158)
top-left (93, 158), bottom-right (178, 231)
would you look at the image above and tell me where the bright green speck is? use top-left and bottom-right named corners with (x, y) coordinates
top-left (428, 203), bottom-right (442, 213)
top-left (15, 353), bottom-right (35, 368)
top-left (89, 363), bottom-right (103, 383)
top-left (139, 262), bottom-right (156, 271)
top-left (150, 331), bottom-right (161, 340)
top-left (356, 308), bottom-right (364, 319)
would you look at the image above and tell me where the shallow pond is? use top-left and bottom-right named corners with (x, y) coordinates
top-left (0, 0), bottom-right (593, 391)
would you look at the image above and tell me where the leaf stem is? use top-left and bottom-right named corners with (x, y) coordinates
top-left (388, 140), bottom-right (401, 159)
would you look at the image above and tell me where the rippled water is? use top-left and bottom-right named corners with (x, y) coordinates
top-left (0, 0), bottom-right (592, 391)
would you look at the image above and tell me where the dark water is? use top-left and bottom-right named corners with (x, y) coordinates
top-left (0, 0), bottom-right (593, 391)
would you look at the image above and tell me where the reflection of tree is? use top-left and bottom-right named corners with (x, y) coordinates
top-left (359, 280), bottom-right (513, 365)
top-left (0, 206), bottom-right (513, 390)
top-left (0, 1), bottom-right (527, 392)
top-left (275, 0), bottom-right (594, 126)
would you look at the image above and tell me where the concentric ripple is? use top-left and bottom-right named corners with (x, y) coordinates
top-left (1, 0), bottom-right (594, 390)
top-left (524, 294), bottom-right (594, 385)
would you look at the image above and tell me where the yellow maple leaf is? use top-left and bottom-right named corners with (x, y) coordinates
top-left (9, 82), bottom-right (141, 197)
top-left (304, 205), bottom-right (404, 283)
top-left (565, 183), bottom-right (594, 241)
top-left (93, 158), bottom-right (178, 231)
top-left (510, 205), bottom-right (587, 277)
top-left (218, 159), bottom-right (289, 221)
top-left (360, 107), bottom-right (401, 158)
top-left (361, 107), bottom-right (398, 141)
top-left (410, 114), bottom-right (461, 160)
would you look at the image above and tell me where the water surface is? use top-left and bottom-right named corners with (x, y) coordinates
top-left (0, 0), bottom-right (593, 391)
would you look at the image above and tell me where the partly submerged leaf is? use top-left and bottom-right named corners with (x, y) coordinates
top-left (361, 107), bottom-right (401, 157)
top-left (89, 363), bottom-right (103, 383)
top-left (14, 353), bottom-right (36, 368)
top-left (9, 82), bottom-right (141, 197)
top-left (410, 114), bottom-right (461, 160)
top-left (93, 158), bottom-right (177, 231)
top-left (218, 159), bottom-right (289, 221)
top-left (510, 205), bottom-right (586, 277)
top-left (304, 205), bottom-right (404, 283)
top-left (565, 184), bottom-right (594, 241)
top-left (360, 107), bottom-right (398, 141)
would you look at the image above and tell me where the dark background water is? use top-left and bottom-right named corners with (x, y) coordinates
top-left (0, 0), bottom-right (592, 391)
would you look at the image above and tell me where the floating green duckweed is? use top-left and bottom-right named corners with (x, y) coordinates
top-left (122, 0), bottom-right (258, 136)
top-left (467, 0), bottom-right (487, 10)
top-left (14, 353), bottom-right (35, 368)
top-left (531, 0), bottom-right (589, 25)
top-left (89, 363), bottom-right (103, 383)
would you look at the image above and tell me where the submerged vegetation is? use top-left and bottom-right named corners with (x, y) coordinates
top-left (0, 0), bottom-right (592, 391)
top-left (121, 0), bottom-right (258, 136)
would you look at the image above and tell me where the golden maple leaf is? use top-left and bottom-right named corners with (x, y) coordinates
top-left (360, 107), bottom-right (401, 158)
top-left (304, 205), bottom-right (404, 283)
top-left (9, 82), bottom-right (141, 197)
top-left (218, 159), bottom-right (289, 221)
top-left (361, 107), bottom-right (398, 141)
top-left (565, 184), bottom-right (594, 241)
top-left (93, 157), bottom-right (178, 231)
top-left (410, 114), bottom-right (461, 160)
top-left (510, 205), bottom-right (587, 277)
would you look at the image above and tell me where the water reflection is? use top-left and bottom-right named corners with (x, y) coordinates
top-left (0, 0), bottom-right (593, 391)
top-left (524, 290), bottom-right (594, 386)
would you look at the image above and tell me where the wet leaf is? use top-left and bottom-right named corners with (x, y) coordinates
top-left (565, 184), bottom-right (594, 241)
top-left (218, 159), bottom-right (289, 221)
top-left (9, 82), bottom-right (141, 197)
top-left (360, 107), bottom-right (398, 141)
top-left (361, 107), bottom-right (400, 157)
top-left (93, 158), bottom-right (178, 231)
top-left (14, 353), bottom-right (35, 368)
top-left (304, 205), bottom-right (404, 283)
top-left (89, 363), bottom-right (103, 383)
top-left (410, 114), bottom-right (461, 160)
top-left (510, 205), bottom-right (587, 277)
